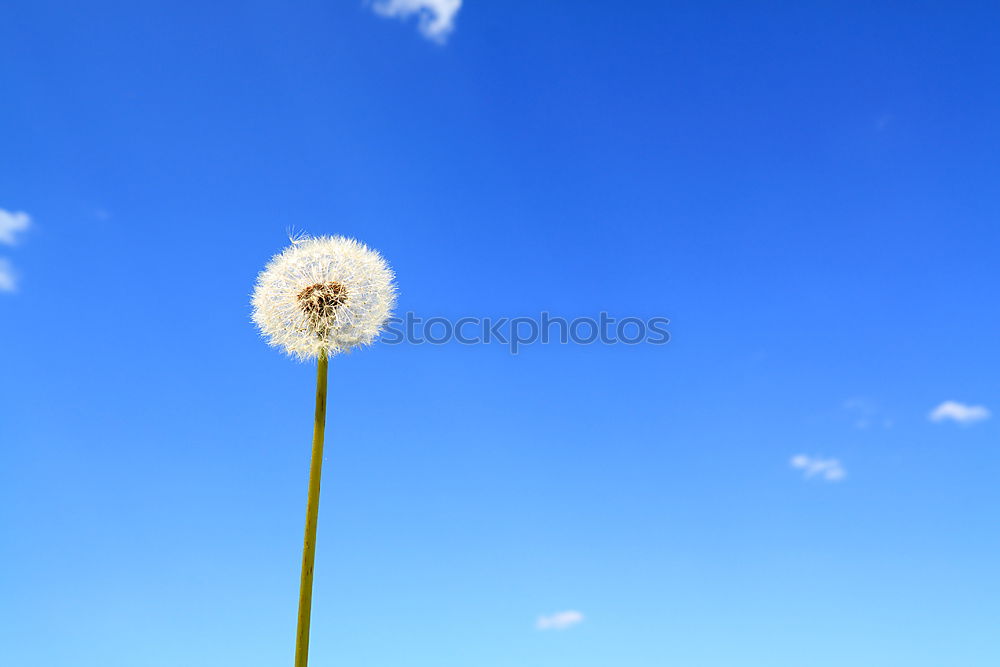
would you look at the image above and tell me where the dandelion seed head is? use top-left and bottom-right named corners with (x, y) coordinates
top-left (251, 235), bottom-right (397, 360)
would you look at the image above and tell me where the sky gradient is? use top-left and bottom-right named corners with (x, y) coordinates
top-left (2, 2), bottom-right (999, 666)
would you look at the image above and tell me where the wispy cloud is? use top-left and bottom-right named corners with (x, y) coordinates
top-left (929, 401), bottom-right (990, 425)
top-left (790, 455), bottom-right (845, 482)
top-left (0, 208), bottom-right (30, 293)
top-left (0, 208), bottom-right (31, 245)
top-left (536, 610), bottom-right (584, 631)
top-left (0, 258), bottom-right (17, 292)
top-left (370, 0), bottom-right (462, 43)
top-left (843, 397), bottom-right (893, 430)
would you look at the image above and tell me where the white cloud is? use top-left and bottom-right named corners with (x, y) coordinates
top-left (0, 258), bottom-right (17, 292)
top-left (536, 610), bottom-right (584, 631)
top-left (371, 0), bottom-right (462, 43)
top-left (0, 209), bottom-right (31, 245)
top-left (929, 401), bottom-right (990, 425)
top-left (790, 455), bottom-right (845, 482)
top-left (843, 397), bottom-right (893, 430)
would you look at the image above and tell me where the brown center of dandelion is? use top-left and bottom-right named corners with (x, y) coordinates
top-left (297, 281), bottom-right (348, 327)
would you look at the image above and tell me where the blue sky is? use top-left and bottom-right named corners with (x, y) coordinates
top-left (2, 2), bottom-right (999, 665)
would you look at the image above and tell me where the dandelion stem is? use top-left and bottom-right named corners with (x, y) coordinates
top-left (294, 348), bottom-right (329, 667)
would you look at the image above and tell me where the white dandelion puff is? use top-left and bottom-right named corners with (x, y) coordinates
top-left (251, 235), bottom-right (397, 360)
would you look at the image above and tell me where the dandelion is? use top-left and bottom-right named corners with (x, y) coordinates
top-left (252, 235), bottom-right (396, 360)
top-left (251, 234), bottom-right (396, 667)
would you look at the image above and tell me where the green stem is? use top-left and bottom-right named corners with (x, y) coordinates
top-left (294, 348), bottom-right (329, 667)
